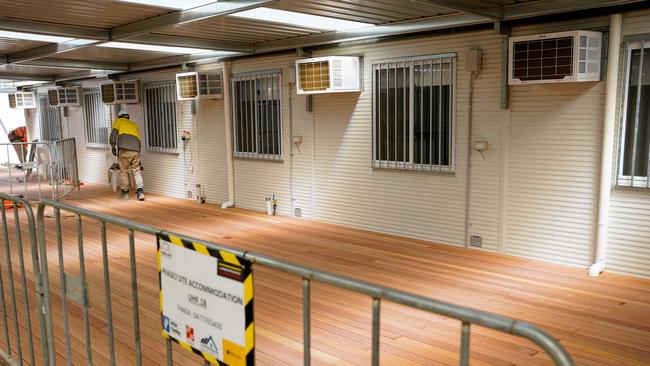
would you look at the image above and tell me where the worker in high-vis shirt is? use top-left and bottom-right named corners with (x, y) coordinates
top-left (109, 105), bottom-right (145, 201)
top-left (7, 126), bottom-right (28, 165)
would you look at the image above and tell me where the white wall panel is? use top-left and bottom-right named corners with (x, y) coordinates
top-left (194, 63), bottom-right (229, 204)
top-left (507, 82), bottom-right (604, 267)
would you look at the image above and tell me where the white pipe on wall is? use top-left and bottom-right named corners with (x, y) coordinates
top-left (221, 61), bottom-right (236, 209)
top-left (590, 13), bottom-right (622, 277)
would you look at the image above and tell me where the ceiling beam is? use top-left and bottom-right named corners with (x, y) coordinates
top-left (0, 17), bottom-right (108, 40)
top-left (128, 34), bottom-right (253, 53)
top-left (415, 0), bottom-right (501, 20)
top-left (0, 72), bottom-right (53, 81)
top-left (503, 0), bottom-right (647, 20)
top-left (255, 13), bottom-right (491, 53)
top-left (19, 58), bottom-right (129, 72)
top-left (111, 0), bottom-right (277, 40)
top-left (7, 39), bottom-right (101, 63)
top-left (130, 51), bottom-right (244, 72)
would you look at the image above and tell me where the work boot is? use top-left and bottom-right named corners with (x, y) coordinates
top-left (136, 188), bottom-right (145, 201)
top-left (120, 190), bottom-right (129, 200)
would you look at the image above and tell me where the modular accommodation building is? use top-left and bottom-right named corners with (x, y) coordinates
top-left (16, 6), bottom-right (650, 281)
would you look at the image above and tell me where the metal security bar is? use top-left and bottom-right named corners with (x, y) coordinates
top-left (0, 194), bottom-right (49, 366)
top-left (617, 38), bottom-right (650, 188)
top-left (232, 70), bottom-right (283, 160)
top-left (372, 54), bottom-right (455, 172)
top-left (20, 196), bottom-right (574, 366)
top-left (144, 81), bottom-right (178, 153)
top-left (83, 89), bottom-right (112, 148)
top-left (37, 94), bottom-right (62, 142)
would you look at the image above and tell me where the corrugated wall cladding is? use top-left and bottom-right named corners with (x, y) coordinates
top-left (507, 83), bottom-right (603, 267)
top-left (606, 9), bottom-right (650, 278)
top-left (310, 30), bottom-right (504, 247)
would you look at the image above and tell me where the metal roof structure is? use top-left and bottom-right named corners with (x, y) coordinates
top-left (0, 0), bottom-right (647, 85)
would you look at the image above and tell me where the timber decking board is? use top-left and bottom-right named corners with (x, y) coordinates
top-left (0, 183), bottom-right (648, 365)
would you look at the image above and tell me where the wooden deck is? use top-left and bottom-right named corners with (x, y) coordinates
top-left (0, 184), bottom-right (649, 365)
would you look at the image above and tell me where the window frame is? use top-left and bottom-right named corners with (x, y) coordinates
top-left (617, 38), bottom-right (650, 188)
top-left (231, 70), bottom-right (283, 161)
top-left (371, 53), bottom-right (457, 173)
top-left (82, 88), bottom-right (112, 149)
top-left (143, 80), bottom-right (180, 154)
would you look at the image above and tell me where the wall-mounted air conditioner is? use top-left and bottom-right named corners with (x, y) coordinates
top-left (295, 56), bottom-right (361, 94)
top-left (101, 80), bottom-right (140, 104)
top-left (175, 71), bottom-right (223, 101)
top-left (10, 92), bottom-right (37, 109)
top-left (508, 30), bottom-right (602, 85)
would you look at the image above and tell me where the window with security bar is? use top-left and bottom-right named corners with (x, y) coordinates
top-left (618, 39), bottom-right (650, 188)
top-left (37, 94), bottom-right (62, 141)
top-left (232, 71), bottom-right (282, 159)
top-left (372, 55), bottom-right (455, 172)
top-left (144, 81), bottom-right (178, 153)
top-left (83, 89), bottom-right (112, 148)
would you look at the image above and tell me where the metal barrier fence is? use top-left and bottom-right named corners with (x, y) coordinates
top-left (0, 194), bottom-right (48, 366)
top-left (0, 192), bottom-right (574, 366)
top-left (0, 138), bottom-right (80, 202)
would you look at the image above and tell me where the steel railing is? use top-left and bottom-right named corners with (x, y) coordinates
top-left (0, 192), bottom-right (574, 365)
top-left (0, 138), bottom-right (80, 202)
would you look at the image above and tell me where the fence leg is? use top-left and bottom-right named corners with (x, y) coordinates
top-left (54, 208), bottom-right (72, 365)
top-left (100, 222), bottom-right (116, 366)
top-left (129, 229), bottom-right (142, 366)
top-left (303, 278), bottom-right (311, 366)
top-left (13, 205), bottom-right (35, 366)
top-left (371, 298), bottom-right (381, 366)
top-left (1, 205), bottom-right (22, 363)
top-left (460, 322), bottom-right (471, 366)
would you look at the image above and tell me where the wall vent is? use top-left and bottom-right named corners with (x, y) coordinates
top-left (508, 30), bottom-right (602, 84)
top-left (175, 71), bottom-right (223, 101)
top-left (295, 56), bottom-right (361, 94)
top-left (469, 235), bottom-right (483, 248)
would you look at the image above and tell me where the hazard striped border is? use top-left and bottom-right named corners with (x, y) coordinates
top-left (157, 233), bottom-right (254, 366)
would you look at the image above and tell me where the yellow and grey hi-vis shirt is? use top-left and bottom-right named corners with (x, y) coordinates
top-left (109, 117), bottom-right (141, 152)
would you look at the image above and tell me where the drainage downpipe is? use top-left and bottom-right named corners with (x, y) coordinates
top-left (590, 13), bottom-right (622, 277)
top-left (221, 61), bottom-right (236, 209)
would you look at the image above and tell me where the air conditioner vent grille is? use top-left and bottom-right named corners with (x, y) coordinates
top-left (101, 83), bottom-right (115, 103)
top-left (512, 36), bottom-right (574, 82)
top-left (8, 94), bottom-right (16, 109)
top-left (178, 74), bottom-right (198, 99)
top-left (48, 89), bottom-right (59, 106)
top-left (299, 61), bottom-right (330, 92)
